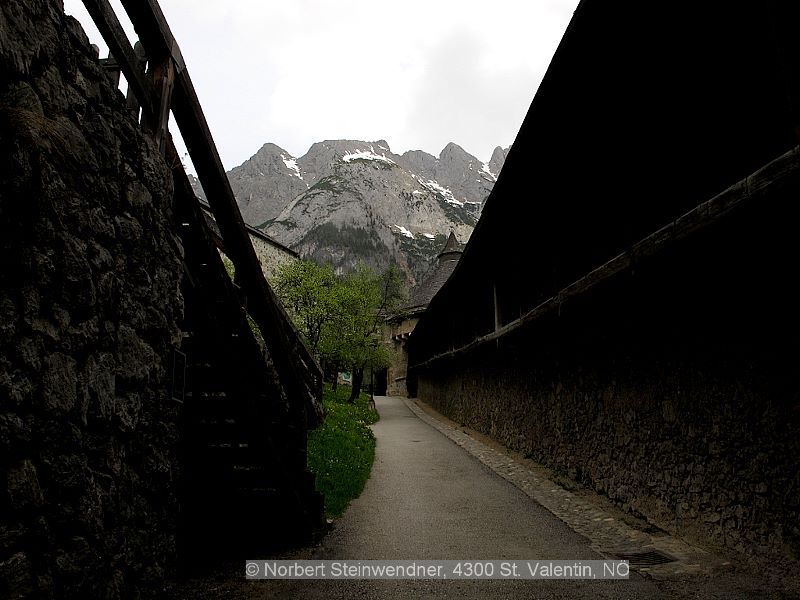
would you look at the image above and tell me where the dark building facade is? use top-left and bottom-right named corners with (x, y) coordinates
top-left (408, 0), bottom-right (800, 564)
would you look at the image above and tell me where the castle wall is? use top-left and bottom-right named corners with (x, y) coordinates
top-left (415, 163), bottom-right (800, 562)
top-left (1, 1), bottom-right (184, 596)
top-left (250, 233), bottom-right (297, 283)
top-left (385, 316), bottom-right (419, 397)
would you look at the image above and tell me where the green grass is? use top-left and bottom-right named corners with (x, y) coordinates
top-left (307, 384), bottom-right (379, 518)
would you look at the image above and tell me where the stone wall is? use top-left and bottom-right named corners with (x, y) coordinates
top-left (0, 1), bottom-right (184, 597)
top-left (418, 343), bottom-right (800, 561)
top-left (415, 174), bottom-right (800, 563)
top-left (250, 232), bottom-right (297, 283)
top-left (384, 316), bottom-right (419, 397)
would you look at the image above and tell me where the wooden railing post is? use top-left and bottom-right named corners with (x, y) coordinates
top-left (125, 41), bottom-right (147, 120)
top-left (81, 0), bottom-right (157, 123)
top-left (142, 52), bottom-right (174, 155)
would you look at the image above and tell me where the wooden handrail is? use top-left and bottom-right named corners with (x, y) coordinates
top-left (81, 0), bottom-right (323, 427)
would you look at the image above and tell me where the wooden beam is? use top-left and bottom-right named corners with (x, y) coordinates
top-left (80, 0), bottom-right (156, 121)
top-left (118, 0), bottom-right (185, 73)
top-left (166, 135), bottom-right (322, 427)
top-left (167, 136), bottom-right (318, 521)
top-left (492, 282), bottom-right (500, 332)
top-left (142, 55), bottom-right (174, 154)
top-left (80, 0), bottom-right (170, 153)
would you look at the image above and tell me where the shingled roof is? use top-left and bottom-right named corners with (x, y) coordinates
top-left (408, 232), bottom-right (463, 309)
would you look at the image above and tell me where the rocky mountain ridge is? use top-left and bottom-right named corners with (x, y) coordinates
top-left (193, 140), bottom-right (508, 284)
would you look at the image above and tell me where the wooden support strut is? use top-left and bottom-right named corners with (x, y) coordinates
top-left (81, 0), bottom-right (323, 426)
top-left (142, 53), bottom-right (175, 155)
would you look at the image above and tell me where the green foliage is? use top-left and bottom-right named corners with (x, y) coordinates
top-left (437, 196), bottom-right (478, 225)
top-left (305, 175), bottom-right (360, 197)
top-left (307, 384), bottom-right (379, 517)
top-left (301, 223), bottom-right (381, 259)
top-left (273, 260), bottom-right (338, 353)
top-left (306, 176), bottom-right (342, 193)
top-left (274, 259), bottom-right (407, 396)
top-left (324, 263), bottom-right (405, 372)
top-left (345, 158), bottom-right (395, 170)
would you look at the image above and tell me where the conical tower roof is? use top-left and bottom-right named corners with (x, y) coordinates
top-left (438, 231), bottom-right (461, 258)
top-left (408, 232), bottom-right (463, 309)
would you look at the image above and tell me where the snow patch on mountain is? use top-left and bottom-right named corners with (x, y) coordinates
top-left (418, 177), bottom-right (463, 206)
top-left (342, 149), bottom-right (396, 166)
top-left (281, 154), bottom-right (305, 182)
top-left (393, 224), bottom-right (414, 239)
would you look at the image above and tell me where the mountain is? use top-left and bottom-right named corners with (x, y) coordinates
top-left (192, 140), bottom-right (508, 285)
top-left (224, 142), bottom-right (310, 226)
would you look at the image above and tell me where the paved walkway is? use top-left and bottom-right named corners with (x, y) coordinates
top-left (237, 396), bottom-right (788, 599)
top-left (261, 396), bottom-right (667, 598)
top-left (404, 398), bottom-right (725, 579)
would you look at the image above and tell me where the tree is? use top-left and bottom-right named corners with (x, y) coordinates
top-left (273, 260), bottom-right (338, 354)
top-left (332, 264), bottom-right (406, 402)
top-left (274, 260), bottom-right (406, 403)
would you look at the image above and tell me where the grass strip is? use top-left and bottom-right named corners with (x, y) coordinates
top-left (307, 384), bottom-right (379, 518)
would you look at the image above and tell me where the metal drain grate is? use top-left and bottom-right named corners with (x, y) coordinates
top-left (611, 550), bottom-right (677, 567)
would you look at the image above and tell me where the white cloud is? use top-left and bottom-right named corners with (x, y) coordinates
top-left (63, 0), bottom-right (579, 169)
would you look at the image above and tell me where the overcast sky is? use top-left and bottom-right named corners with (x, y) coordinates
top-left (63, 0), bottom-right (579, 170)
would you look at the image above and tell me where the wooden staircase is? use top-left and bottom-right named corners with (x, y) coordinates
top-left (172, 155), bottom-right (324, 559)
top-left (81, 0), bottom-right (327, 562)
